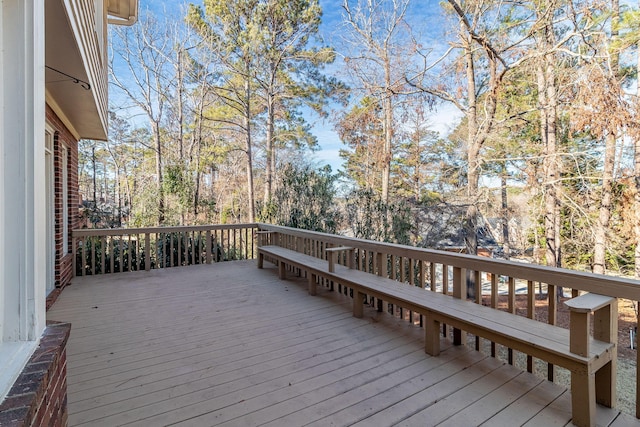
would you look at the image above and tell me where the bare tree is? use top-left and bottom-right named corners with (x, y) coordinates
top-left (110, 13), bottom-right (175, 225)
top-left (341, 0), bottom-right (412, 203)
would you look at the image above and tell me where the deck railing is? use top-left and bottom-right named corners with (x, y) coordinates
top-left (72, 224), bottom-right (257, 275)
top-left (256, 223), bottom-right (640, 419)
top-left (73, 222), bottom-right (640, 418)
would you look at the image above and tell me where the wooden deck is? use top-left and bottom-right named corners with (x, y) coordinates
top-left (47, 260), bottom-right (640, 427)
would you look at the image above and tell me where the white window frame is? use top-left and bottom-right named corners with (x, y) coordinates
top-left (61, 143), bottom-right (69, 254)
top-left (45, 125), bottom-right (55, 295)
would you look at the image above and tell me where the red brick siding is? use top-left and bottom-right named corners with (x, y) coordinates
top-left (0, 322), bottom-right (71, 427)
top-left (45, 105), bottom-right (80, 308)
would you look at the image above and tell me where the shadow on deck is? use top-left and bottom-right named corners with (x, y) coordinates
top-left (47, 260), bottom-right (639, 426)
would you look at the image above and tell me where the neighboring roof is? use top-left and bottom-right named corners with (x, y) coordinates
top-left (416, 204), bottom-right (499, 251)
top-left (108, 0), bottom-right (139, 26)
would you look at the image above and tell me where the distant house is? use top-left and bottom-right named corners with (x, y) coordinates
top-left (0, 0), bottom-right (137, 423)
top-left (416, 204), bottom-right (501, 257)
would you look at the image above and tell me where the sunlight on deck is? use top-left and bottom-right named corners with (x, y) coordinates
top-left (48, 260), bottom-right (639, 426)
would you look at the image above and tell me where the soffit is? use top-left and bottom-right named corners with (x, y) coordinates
top-left (45, 0), bottom-right (107, 140)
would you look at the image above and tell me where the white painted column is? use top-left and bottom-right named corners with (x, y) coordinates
top-left (0, 0), bottom-right (46, 400)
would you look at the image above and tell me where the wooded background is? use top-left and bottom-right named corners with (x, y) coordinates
top-left (80, 0), bottom-right (640, 279)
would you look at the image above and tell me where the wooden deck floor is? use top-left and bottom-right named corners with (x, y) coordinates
top-left (48, 260), bottom-right (640, 427)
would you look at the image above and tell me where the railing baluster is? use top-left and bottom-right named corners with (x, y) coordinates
top-left (491, 274), bottom-right (498, 357)
top-left (118, 234), bottom-right (123, 272)
top-left (80, 237), bottom-right (85, 276)
top-left (430, 262), bottom-right (436, 292)
top-left (527, 280), bottom-right (535, 373)
top-left (452, 267), bottom-right (466, 346)
top-left (442, 265), bottom-right (449, 295)
top-left (145, 233), bottom-right (150, 271)
top-left (91, 237), bottom-right (96, 275)
top-left (475, 270), bottom-right (481, 351)
top-left (99, 236), bottom-right (105, 274)
top-left (548, 283), bottom-right (557, 381)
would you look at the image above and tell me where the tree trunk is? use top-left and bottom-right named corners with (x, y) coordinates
top-left (382, 55), bottom-right (393, 203)
top-left (245, 79), bottom-right (255, 223)
top-left (501, 163), bottom-right (510, 260)
top-left (593, 0), bottom-right (619, 275)
top-left (263, 94), bottom-right (275, 208)
top-left (593, 133), bottom-right (616, 274)
top-left (152, 121), bottom-right (165, 225)
top-left (193, 108), bottom-right (204, 218)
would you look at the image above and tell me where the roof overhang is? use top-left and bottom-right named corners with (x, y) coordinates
top-left (45, 0), bottom-right (107, 140)
top-left (107, 0), bottom-right (139, 26)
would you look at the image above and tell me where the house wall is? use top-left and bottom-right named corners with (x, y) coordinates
top-left (46, 105), bottom-right (79, 309)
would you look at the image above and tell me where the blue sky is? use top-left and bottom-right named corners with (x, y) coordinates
top-left (136, 0), bottom-right (462, 172)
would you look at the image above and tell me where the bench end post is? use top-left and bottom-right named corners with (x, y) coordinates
top-left (308, 273), bottom-right (317, 296)
top-left (353, 290), bottom-right (365, 318)
top-left (425, 312), bottom-right (441, 356)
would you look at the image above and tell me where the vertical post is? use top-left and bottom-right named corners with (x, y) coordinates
top-left (72, 236), bottom-right (77, 276)
top-left (475, 270), bottom-right (481, 350)
top-left (507, 276), bottom-right (516, 364)
top-left (206, 231), bottom-right (212, 264)
top-left (100, 236), bottom-right (106, 275)
top-left (353, 290), bottom-right (365, 318)
top-left (430, 262), bottom-right (436, 291)
top-left (491, 274), bottom-right (498, 357)
top-left (145, 232), bottom-right (150, 271)
top-left (328, 250), bottom-right (336, 273)
top-left (548, 283), bottom-right (557, 381)
top-left (91, 237), bottom-right (96, 275)
top-left (376, 252), bottom-right (385, 312)
top-left (308, 273), bottom-right (317, 296)
top-left (452, 267), bottom-right (466, 346)
top-left (425, 312), bottom-right (441, 356)
top-left (80, 238), bottom-right (86, 276)
top-left (376, 252), bottom-right (384, 277)
top-left (593, 298), bottom-right (617, 407)
top-left (527, 280), bottom-right (534, 373)
top-left (508, 277), bottom-right (516, 314)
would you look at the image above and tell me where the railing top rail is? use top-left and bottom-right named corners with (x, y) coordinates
top-left (257, 223), bottom-right (640, 301)
top-left (72, 223), bottom-right (258, 237)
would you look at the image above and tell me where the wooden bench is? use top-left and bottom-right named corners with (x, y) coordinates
top-left (257, 242), bottom-right (617, 427)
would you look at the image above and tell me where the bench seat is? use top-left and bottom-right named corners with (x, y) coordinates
top-left (257, 244), bottom-right (617, 427)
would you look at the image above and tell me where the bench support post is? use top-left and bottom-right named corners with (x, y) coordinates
top-left (308, 273), bottom-right (317, 296)
top-left (594, 298), bottom-right (617, 407)
top-left (571, 371), bottom-right (596, 427)
top-left (258, 251), bottom-right (264, 269)
top-left (278, 261), bottom-right (286, 280)
top-left (425, 312), bottom-right (440, 356)
top-left (452, 267), bottom-right (467, 346)
top-left (353, 290), bottom-right (365, 318)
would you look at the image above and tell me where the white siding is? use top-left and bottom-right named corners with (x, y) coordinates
top-left (63, 0), bottom-right (108, 135)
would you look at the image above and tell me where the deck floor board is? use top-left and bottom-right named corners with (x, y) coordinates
top-left (47, 260), bottom-right (640, 427)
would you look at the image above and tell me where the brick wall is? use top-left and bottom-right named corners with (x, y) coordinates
top-left (0, 322), bottom-right (71, 427)
top-left (45, 105), bottom-right (80, 308)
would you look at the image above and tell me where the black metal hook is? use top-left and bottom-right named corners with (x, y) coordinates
top-left (45, 65), bottom-right (91, 90)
